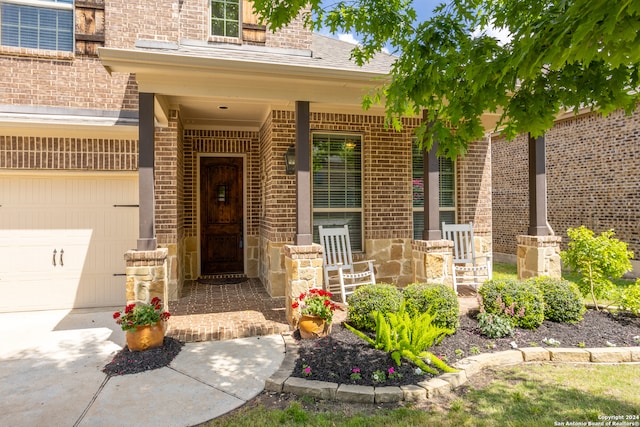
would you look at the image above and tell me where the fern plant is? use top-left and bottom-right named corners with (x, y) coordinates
top-left (344, 303), bottom-right (457, 375)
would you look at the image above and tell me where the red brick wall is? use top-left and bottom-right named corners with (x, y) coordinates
top-left (155, 110), bottom-right (181, 246)
top-left (0, 0), bottom-right (309, 116)
top-left (259, 110), bottom-right (491, 242)
top-left (0, 135), bottom-right (137, 170)
top-left (492, 108), bottom-right (640, 257)
top-left (457, 136), bottom-right (492, 238)
top-left (106, 0), bottom-right (179, 48)
top-left (260, 110), bottom-right (297, 243)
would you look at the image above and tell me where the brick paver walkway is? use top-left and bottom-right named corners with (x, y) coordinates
top-left (166, 278), bottom-right (291, 342)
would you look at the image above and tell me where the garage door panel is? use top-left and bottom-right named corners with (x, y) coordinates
top-left (0, 174), bottom-right (138, 312)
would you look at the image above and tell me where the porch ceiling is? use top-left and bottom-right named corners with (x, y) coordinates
top-left (98, 47), bottom-right (391, 131)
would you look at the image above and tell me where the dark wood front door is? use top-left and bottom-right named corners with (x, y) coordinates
top-left (200, 157), bottom-right (244, 275)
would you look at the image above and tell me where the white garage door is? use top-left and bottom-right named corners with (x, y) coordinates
top-left (0, 173), bottom-right (138, 312)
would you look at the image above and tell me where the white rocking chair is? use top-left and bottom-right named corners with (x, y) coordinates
top-left (318, 225), bottom-right (376, 304)
top-left (442, 222), bottom-right (492, 294)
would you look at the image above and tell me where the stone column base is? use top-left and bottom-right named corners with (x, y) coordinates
top-left (124, 248), bottom-right (168, 309)
top-left (412, 239), bottom-right (454, 287)
top-left (516, 235), bottom-right (562, 280)
top-left (284, 244), bottom-right (323, 328)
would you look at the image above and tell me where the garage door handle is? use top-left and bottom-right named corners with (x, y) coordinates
top-left (52, 249), bottom-right (57, 267)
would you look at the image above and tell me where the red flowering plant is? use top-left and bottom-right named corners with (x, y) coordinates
top-left (113, 297), bottom-right (171, 332)
top-left (292, 288), bottom-right (338, 324)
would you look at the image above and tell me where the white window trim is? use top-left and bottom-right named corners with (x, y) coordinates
top-left (1, 0), bottom-right (74, 52)
top-left (2, 0), bottom-right (73, 12)
top-left (209, 0), bottom-right (241, 40)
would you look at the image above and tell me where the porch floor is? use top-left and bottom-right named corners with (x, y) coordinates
top-left (165, 279), bottom-right (479, 343)
top-left (166, 278), bottom-right (291, 343)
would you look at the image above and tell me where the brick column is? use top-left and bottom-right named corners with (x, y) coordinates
top-left (124, 248), bottom-right (168, 309)
top-left (412, 239), bottom-right (453, 287)
top-left (284, 244), bottom-right (323, 327)
top-left (516, 235), bottom-right (562, 280)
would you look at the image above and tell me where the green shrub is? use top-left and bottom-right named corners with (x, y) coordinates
top-left (347, 283), bottom-right (403, 331)
top-left (561, 226), bottom-right (634, 310)
top-left (615, 279), bottom-right (640, 315)
top-left (403, 282), bottom-right (460, 331)
top-left (476, 312), bottom-right (514, 338)
top-left (527, 276), bottom-right (586, 323)
top-left (478, 279), bottom-right (545, 329)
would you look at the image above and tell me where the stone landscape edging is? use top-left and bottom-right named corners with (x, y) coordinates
top-left (265, 333), bottom-right (640, 404)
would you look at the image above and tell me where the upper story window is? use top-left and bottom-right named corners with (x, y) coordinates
top-left (312, 133), bottom-right (363, 252)
top-left (412, 143), bottom-right (457, 240)
top-left (0, 0), bottom-right (73, 51)
top-left (211, 0), bottom-right (239, 38)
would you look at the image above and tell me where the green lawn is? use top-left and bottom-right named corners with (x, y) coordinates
top-left (207, 364), bottom-right (640, 427)
top-left (205, 263), bottom-right (640, 427)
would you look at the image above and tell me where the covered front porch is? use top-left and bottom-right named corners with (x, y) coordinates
top-left (165, 277), bottom-right (480, 342)
top-left (99, 38), bottom-right (560, 314)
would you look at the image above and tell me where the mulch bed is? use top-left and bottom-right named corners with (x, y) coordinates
top-left (291, 309), bottom-right (640, 387)
top-left (103, 337), bottom-right (184, 376)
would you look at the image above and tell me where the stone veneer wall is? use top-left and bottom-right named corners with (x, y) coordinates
top-left (283, 244), bottom-right (324, 327)
top-left (124, 248), bottom-right (168, 308)
top-left (492, 109), bottom-right (639, 276)
top-left (516, 235), bottom-right (562, 280)
top-left (412, 239), bottom-right (454, 286)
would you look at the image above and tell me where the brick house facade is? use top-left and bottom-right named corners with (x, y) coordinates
top-left (0, 0), bottom-right (492, 312)
top-left (492, 108), bottom-right (640, 277)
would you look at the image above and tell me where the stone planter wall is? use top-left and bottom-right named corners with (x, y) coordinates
top-left (516, 235), bottom-right (562, 280)
top-left (411, 240), bottom-right (454, 287)
top-left (124, 248), bottom-right (168, 309)
top-left (365, 238), bottom-right (413, 286)
top-left (284, 244), bottom-right (324, 328)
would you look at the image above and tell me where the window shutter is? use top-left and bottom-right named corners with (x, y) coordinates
top-left (242, 0), bottom-right (265, 44)
top-left (75, 0), bottom-right (105, 56)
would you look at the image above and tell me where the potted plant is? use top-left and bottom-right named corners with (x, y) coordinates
top-left (292, 288), bottom-right (338, 339)
top-left (113, 297), bottom-right (171, 351)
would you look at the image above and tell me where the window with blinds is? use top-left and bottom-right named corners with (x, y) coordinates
top-left (412, 143), bottom-right (457, 240)
top-left (312, 133), bottom-right (363, 252)
top-left (211, 0), bottom-right (239, 37)
top-left (0, 0), bottom-right (73, 51)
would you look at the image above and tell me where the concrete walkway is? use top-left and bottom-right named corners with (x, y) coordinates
top-left (0, 309), bottom-right (285, 427)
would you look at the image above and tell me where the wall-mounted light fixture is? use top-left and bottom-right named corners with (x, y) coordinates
top-left (284, 144), bottom-right (296, 175)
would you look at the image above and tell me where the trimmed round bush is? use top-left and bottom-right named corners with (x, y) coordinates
top-left (478, 279), bottom-right (545, 329)
top-left (403, 282), bottom-right (460, 330)
top-left (527, 276), bottom-right (586, 323)
top-left (347, 283), bottom-right (403, 331)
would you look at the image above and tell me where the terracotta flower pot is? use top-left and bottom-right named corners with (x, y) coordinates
top-left (298, 314), bottom-right (331, 339)
top-left (125, 321), bottom-right (165, 351)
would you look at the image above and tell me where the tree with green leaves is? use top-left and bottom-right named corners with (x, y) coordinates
top-left (560, 226), bottom-right (634, 311)
top-left (252, 0), bottom-right (640, 159)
